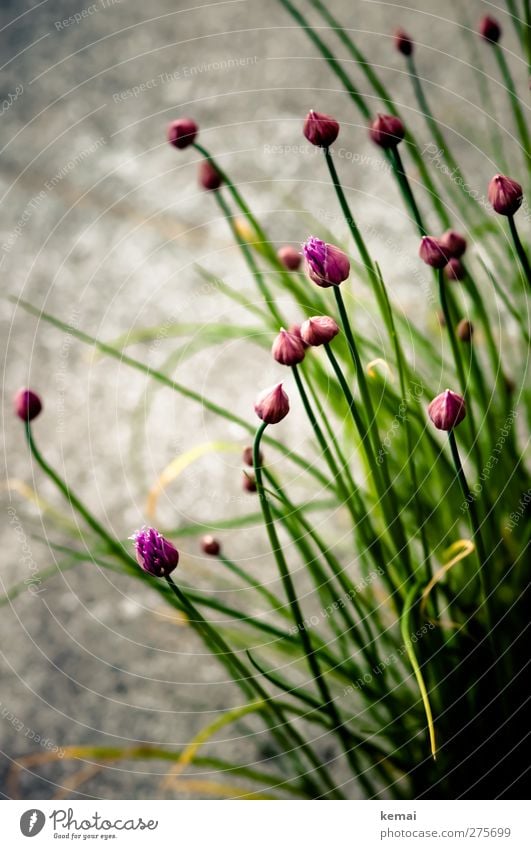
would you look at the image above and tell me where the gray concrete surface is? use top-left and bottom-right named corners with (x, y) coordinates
top-left (0, 0), bottom-right (523, 798)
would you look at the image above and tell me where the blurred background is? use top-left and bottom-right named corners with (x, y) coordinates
top-left (0, 0), bottom-right (524, 798)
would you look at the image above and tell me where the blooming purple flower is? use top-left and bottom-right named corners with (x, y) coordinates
top-left (254, 383), bottom-right (290, 424)
top-left (14, 388), bottom-right (42, 422)
top-left (131, 527), bottom-right (179, 577)
top-left (303, 110), bottom-right (340, 148)
top-left (488, 174), bottom-right (523, 216)
top-left (428, 389), bottom-right (466, 431)
top-left (303, 237), bottom-right (350, 288)
top-left (300, 316), bottom-right (340, 346)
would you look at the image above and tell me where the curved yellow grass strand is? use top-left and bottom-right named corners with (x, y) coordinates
top-left (146, 441), bottom-right (239, 519)
top-left (1, 478), bottom-right (79, 532)
top-left (161, 700), bottom-right (265, 790)
top-left (166, 778), bottom-right (275, 800)
top-left (367, 358), bottom-right (393, 381)
top-left (421, 539), bottom-right (475, 620)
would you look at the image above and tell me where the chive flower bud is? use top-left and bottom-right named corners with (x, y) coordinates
top-left (444, 258), bottom-right (465, 281)
top-left (131, 527), bottom-right (179, 577)
top-left (201, 535), bottom-right (221, 556)
top-left (198, 160), bottom-right (222, 191)
top-left (488, 174), bottom-right (523, 216)
top-left (272, 328), bottom-right (306, 366)
top-left (167, 118), bottom-right (198, 149)
top-left (288, 323), bottom-right (309, 349)
top-left (254, 383), bottom-right (290, 424)
top-left (14, 388), bottom-right (42, 422)
top-left (303, 237), bottom-right (350, 288)
top-left (440, 229), bottom-right (467, 258)
top-left (303, 110), bottom-right (340, 148)
top-left (479, 16), bottom-right (502, 44)
top-left (243, 472), bottom-right (257, 492)
top-left (277, 245), bottom-right (302, 271)
top-left (419, 235), bottom-right (449, 269)
top-left (457, 319), bottom-right (474, 342)
top-left (369, 114), bottom-right (405, 148)
top-left (428, 389), bottom-right (466, 431)
top-left (300, 315), bottom-right (340, 346)
top-left (394, 28), bottom-right (414, 56)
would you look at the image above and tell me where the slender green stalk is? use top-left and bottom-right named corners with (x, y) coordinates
top-left (508, 214), bottom-right (531, 289)
top-left (390, 147), bottom-right (426, 237)
top-left (214, 191), bottom-right (283, 325)
top-left (253, 421), bottom-right (374, 793)
top-left (494, 46), bottom-right (531, 168)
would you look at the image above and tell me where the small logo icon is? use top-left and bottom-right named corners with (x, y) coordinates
top-left (20, 810), bottom-right (45, 837)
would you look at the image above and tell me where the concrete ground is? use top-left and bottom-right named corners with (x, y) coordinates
top-left (0, 0), bottom-right (522, 798)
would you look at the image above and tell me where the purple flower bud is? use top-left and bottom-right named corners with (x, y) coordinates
top-left (303, 237), bottom-right (350, 288)
top-left (369, 114), bottom-right (405, 148)
top-left (444, 258), bottom-right (465, 281)
top-left (428, 389), bottom-right (466, 431)
top-left (167, 118), bottom-right (198, 149)
top-left (440, 229), bottom-right (467, 258)
top-left (131, 527), bottom-right (179, 577)
top-left (395, 28), bottom-right (414, 56)
top-left (243, 472), bottom-right (257, 492)
top-left (243, 445), bottom-right (263, 466)
top-left (198, 160), bottom-right (222, 191)
top-left (254, 383), bottom-right (290, 424)
top-left (303, 110), bottom-right (340, 148)
top-left (201, 535), bottom-right (221, 556)
top-left (419, 236), bottom-right (449, 269)
top-left (277, 245), bottom-right (301, 271)
top-left (272, 328), bottom-right (306, 366)
top-left (479, 15), bottom-right (502, 44)
top-left (488, 174), bottom-right (523, 216)
top-left (288, 323), bottom-right (309, 349)
top-left (457, 319), bottom-right (474, 342)
top-left (300, 315), bottom-right (340, 346)
top-left (14, 388), bottom-right (42, 422)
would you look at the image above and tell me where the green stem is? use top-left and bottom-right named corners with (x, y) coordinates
top-left (253, 421), bottom-right (374, 793)
top-left (390, 147), bottom-right (426, 236)
top-left (494, 46), bottom-right (531, 169)
top-left (508, 214), bottom-right (531, 289)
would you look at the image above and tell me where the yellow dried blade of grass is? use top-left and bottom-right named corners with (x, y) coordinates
top-left (421, 539), bottom-right (475, 622)
top-left (146, 441), bottom-right (239, 519)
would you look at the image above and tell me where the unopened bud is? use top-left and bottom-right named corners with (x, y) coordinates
top-left (272, 328), bottom-right (306, 366)
top-left (300, 315), bottom-right (340, 346)
top-left (278, 245), bottom-right (302, 271)
top-left (303, 110), bottom-right (340, 148)
top-left (167, 118), bottom-right (198, 149)
top-left (428, 389), bottom-right (466, 431)
top-left (369, 114), bottom-right (405, 148)
top-left (488, 174), bottom-right (523, 216)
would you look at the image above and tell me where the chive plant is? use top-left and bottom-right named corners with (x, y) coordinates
top-left (8, 4), bottom-right (530, 799)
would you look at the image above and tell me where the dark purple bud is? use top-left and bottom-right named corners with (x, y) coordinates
top-left (303, 110), bottom-right (340, 148)
top-left (457, 319), bottom-right (474, 342)
top-left (419, 235), bottom-right (449, 269)
top-left (277, 245), bottom-right (302, 271)
top-left (14, 388), bottom-right (42, 422)
top-left (394, 28), bottom-right (414, 56)
top-left (201, 535), bottom-right (221, 556)
top-left (369, 114), bottom-right (405, 149)
top-left (440, 229), bottom-right (467, 258)
top-left (272, 328), bottom-right (306, 366)
top-left (288, 323), bottom-right (310, 349)
top-left (243, 472), bottom-right (257, 492)
top-left (254, 383), bottom-right (290, 424)
top-left (198, 160), bottom-right (222, 191)
top-left (479, 15), bottom-right (502, 44)
top-left (131, 527), bottom-right (179, 577)
top-left (488, 174), bottom-right (523, 216)
top-left (243, 445), bottom-right (263, 466)
top-left (428, 389), bottom-right (466, 431)
top-left (167, 118), bottom-right (198, 150)
top-left (303, 237), bottom-right (350, 288)
top-left (300, 315), bottom-right (340, 346)
top-left (444, 258), bottom-right (465, 281)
